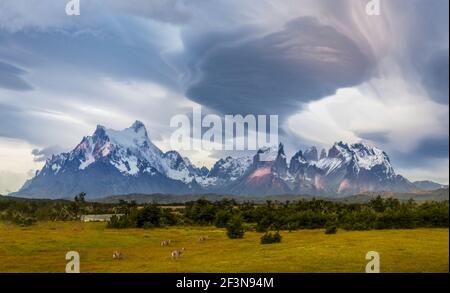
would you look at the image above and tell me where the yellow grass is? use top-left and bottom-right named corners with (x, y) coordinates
top-left (0, 222), bottom-right (447, 272)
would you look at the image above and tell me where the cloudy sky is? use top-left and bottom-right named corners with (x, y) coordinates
top-left (0, 0), bottom-right (448, 193)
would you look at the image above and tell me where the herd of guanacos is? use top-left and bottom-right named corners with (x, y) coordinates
top-left (111, 235), bottom-right (210, 260)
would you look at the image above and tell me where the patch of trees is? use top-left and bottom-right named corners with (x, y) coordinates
top-left (225, 216), bottom-right (245, 239)
top-left (260, 231), bottom-right (282, 244)
top-left (161, 197), bottom-right (448, 231)
top-left (107, 203), bottom-right (181, 229)
top-left (107, 196), bottom-right (449, 243)
top-left (0, 193), bottom-right (120, 225)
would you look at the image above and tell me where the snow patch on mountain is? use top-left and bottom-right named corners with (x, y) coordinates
top-left (311, 141), bottom-right (395, 177)
top-left (257, 146), bottom-right (279, 162)
top-left (352, 142), bottom-right (392, 171)
top-left (208, 155), bottom-right (253, 184)
top-left (313, 157), bottom-right (343, 175)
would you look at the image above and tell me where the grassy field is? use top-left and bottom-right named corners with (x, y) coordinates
top-left (0, 222), bottom-right (447, 272)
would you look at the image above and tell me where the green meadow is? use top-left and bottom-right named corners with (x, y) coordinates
top-left (0, 222), bottom-right (447, 273)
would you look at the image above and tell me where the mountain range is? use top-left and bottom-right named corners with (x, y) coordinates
top-left (12, 121), bottom-right (445, 199)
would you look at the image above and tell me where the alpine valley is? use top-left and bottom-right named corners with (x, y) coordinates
top-left (12, 121), bottom-right (444, 199)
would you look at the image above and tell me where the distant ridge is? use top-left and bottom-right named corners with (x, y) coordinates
top-left (96, 188), bottom-right (449, 205)
top-left (413, 180), bottom-right (448, 191)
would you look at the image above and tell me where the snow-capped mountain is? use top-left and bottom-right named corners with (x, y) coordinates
top-left (288, 141), bottom-right (415, 195)
top-left (14, 121), bottom-right (421, 198)
top-left (208, 156), bottom-right (253, 183)
top-left (64, 121), bottom-right (209, 185)
top-left (224, 141), bottom-right (415, 196)
top-left (16, 121), bottom-right (208, 197)
top-left (226, 144), bottom-right (293, 196)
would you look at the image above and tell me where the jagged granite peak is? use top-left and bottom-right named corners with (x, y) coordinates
top-left (278, 142), bottom-right (286, 156)
top-left (289, 150), bottom-right (307, 174)
top-left (327, 141), bottom-right (352, 160)
top-left (314, 141), bottom-right (395, 177)
top-left (254, 143), bottom-right (285, 162)
top-left (131, 120), bottom-right (146, 131)
top-left (319, 148), bottom-right (327, 160)
top-left (72, 121), bottom-right (164, 174)
top-left (274, 143), bottom-right (288, 176)
top-left (303, 146), bottom-right (318, 161)
top-left (209, 156), bottom-right (253, 182)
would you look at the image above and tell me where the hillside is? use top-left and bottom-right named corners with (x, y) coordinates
top-left (97, 188), bottom-right (449, 204)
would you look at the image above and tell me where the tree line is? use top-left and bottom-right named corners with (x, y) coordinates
top-left (0, 193), bottom-right (121, 225)
top-left (1, 194), bottom-right (448, 234)
top-left (107, 197), bottom-right (449, 233)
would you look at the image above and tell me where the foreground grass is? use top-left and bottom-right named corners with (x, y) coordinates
top-left (0, 222), bottom-right (447, 272)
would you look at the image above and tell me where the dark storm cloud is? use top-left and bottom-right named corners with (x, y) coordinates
top-left (0, 18), bottom-right (189, 148)
top-left (421, 50), bottom-right (449, 105)
top-left (390, 136), bottom-right (449, 170)
top-left (0, 60), bottom-right (33, 91)
top-left (186, 17), bottom-right (375, 117)
top-left (0, 103), bottom-right (24, 138)
top-left (2, 25), bottom-right (181, 92)
top-left (0, 103), bottom-right (43, 143)
top-left (415, 137), bottom-right (450, 159)
top-left (0, 102), bottom-right (84, 147)
top-left (392, 0), bottom-right (449, 105)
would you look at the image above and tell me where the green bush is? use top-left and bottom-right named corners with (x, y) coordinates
top-left (107, 214), bottom-right (137, 229)
top-left (226, 216), bottom-right (245, 239)
top-left (325, 225), bottom-right (337, 234)
top-left (242, 223), bottom-right (257, 232)
top-left (260, 231), bottom-right (282, 244)
top-left (160, 209), bottom-right (179, 226)
top-left (136, 204), bottom-right (162, 228)
top-left (255, 215), bottom-right (274, 232)
top-left (214, 210), bottom-right (232, 228)
top-left (142, 222), bottom-right (156, 229)
top-left (184, 199), bottom-right (217, 225)
top-left (13, 214), bottom-right (37, 226)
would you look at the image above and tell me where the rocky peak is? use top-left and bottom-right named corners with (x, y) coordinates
top-left (303, 146), bottom-right (318, 161)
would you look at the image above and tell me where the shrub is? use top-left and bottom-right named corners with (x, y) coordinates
top-left (226, 216), bottom-right (245, 239)
top-left (13, 214), bottom-right (37, 227)
top-left (260, 231), bottom-right (282, 244)
top-left (136, 204), bottom-right (162, 228)
top-left (214, 210), bottom-right (232, 228)
top-left (184, 199), bottom-right (217, 225)
top-left (242, 223), bottom-right (257, 232)
top-left (107, 214), bottom-right (137, 229)
top-left (255, 215), bottom-right (273, 232)
top-left (142, 222), bottom-right (155, 229)
top-left (325, 225), bottom-right (337, 234)
top-left (160, 209), bottom-right (179, 226)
